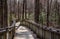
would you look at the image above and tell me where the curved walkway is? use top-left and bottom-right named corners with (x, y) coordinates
top-left (14, 21), bottom-right (35, 39)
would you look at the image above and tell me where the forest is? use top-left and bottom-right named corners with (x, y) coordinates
top-left (9, 0), bottom-right (60, 29)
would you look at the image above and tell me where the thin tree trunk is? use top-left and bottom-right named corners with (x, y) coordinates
top-left (35, 0), bottom-right (40, 23)
top-left (3, 0), bottom-right (8, 39)
top-left (25, 0), bottom-right (27, 19)
top-left (22, 0), bottom-right (25, 20)
top-left (0, 0), bottom-right (3, 28)
top-left (47, 0), bottom-right (50, 27)
top-left (22, 0), bottom-right (27, 20)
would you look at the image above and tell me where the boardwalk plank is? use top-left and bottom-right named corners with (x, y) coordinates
top-left (14, 26), bottom-right (35, 39)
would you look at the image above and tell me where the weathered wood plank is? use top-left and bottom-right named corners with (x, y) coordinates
top-left (14, 26), bottom-right (36, 39)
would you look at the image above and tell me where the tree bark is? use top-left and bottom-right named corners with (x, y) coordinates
top-left (0, 0), bottom-right (8, 39)
top-left (22, 0), bottom-right (27, 20)
top-left (35, 0), bottom-right (40, 23)
top-left (47, 0), bottom-right (50, 26)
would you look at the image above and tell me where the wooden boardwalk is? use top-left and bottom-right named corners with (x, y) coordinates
top-left (14, 22), bottom-right (35, 39)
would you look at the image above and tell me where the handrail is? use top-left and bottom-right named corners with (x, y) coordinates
top-left (0, 21), bottom-right (16, 33)
top-left (22, 19), bottom-right (60, 35)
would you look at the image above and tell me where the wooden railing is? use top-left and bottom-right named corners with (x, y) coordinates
top-left (21, 19), bottom-right (60, 39)
top-left (0, 21), bottom-right (16, 39)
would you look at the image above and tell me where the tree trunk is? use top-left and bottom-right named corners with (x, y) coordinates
top-left (35, 0), bottom-right (40, 23)
top-left (0, 0), bottom-right (8, 39)
top-left (22, 0), bottom-right (27, 20)
top-left (47, 0), bottom-right (50, 26)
